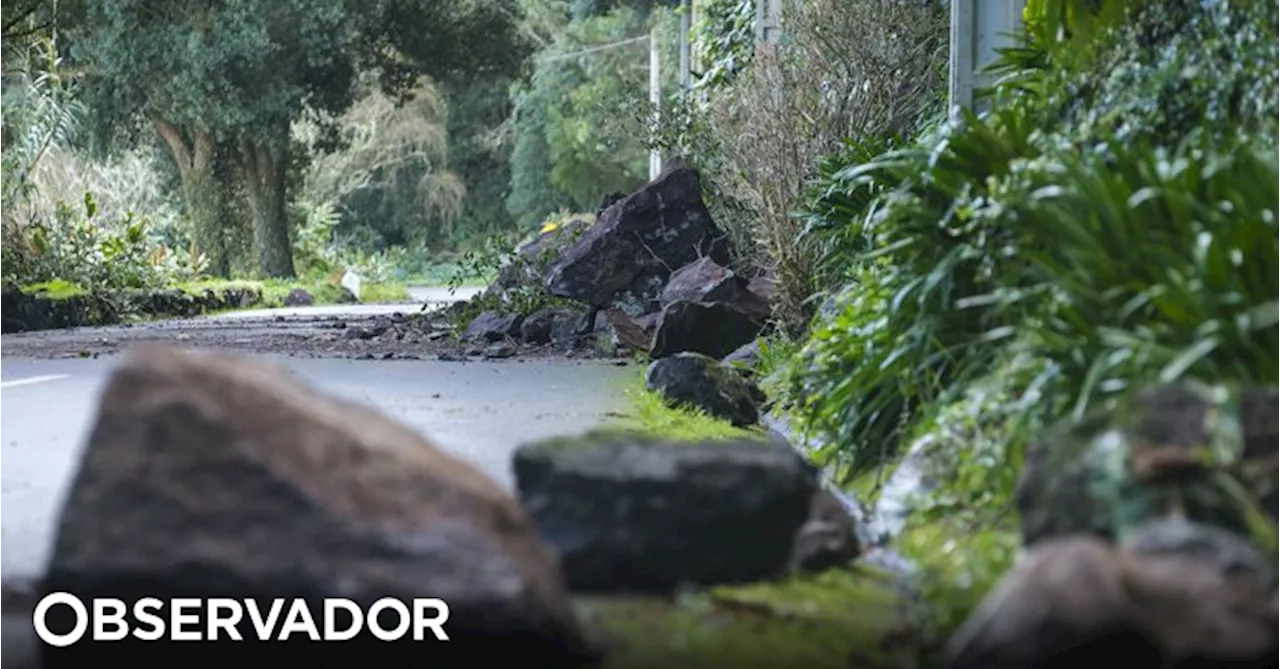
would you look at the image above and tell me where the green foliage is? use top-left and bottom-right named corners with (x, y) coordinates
top-left (785, 0), bottom-right (1279, 478)
top-left (4, 192), bottom-right (180, 292)
top-left (609, 370), bottom-right (762, 441)
top-left (507, 3), bottom-right (682, 227)
top-left (690, 0), bottom-right (755, 92)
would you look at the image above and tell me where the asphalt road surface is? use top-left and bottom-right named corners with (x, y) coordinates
top-left (0, 352), bottom-right (631, 581)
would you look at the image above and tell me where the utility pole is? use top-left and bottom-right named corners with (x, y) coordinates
top-left (948, 0), bottom-right (1026, 116)
top-left (678, 0), bottom-right (692, 96)
top-left (648, 24), bottom-right (662, 181)
top-left (755, 0), bottom-right (782, 47)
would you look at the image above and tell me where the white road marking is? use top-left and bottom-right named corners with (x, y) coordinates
top-left (0, 374), bottom-right (70, 389)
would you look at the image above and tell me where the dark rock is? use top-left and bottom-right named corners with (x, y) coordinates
top-left (650, 301), bottom-right (765, 360)
top-left (545, 167), bottom-right (732, 316)
top-left (2, 580), bottom-right (39, 669)
top-left (944, 518), bottom-right (1278, 669)
top-left (660, 258), bottom-right (771, 321)
top-left (644, 352), bottom-right (762, 427)
top-left (722, 339), bottom-right (762, 371)
top-left (438, 351), bottom-right (466, 362)
top-left (464, 311), bottom-right (524, 343)
top-left (342, 325), bottom-right (374, 340)
top-left (512, 432), bottom-right (818, 594)
top-left (495, 219), bottom-right (592, 292)
top-left (747, 274), bottom-right (778, 304)
top-left (283, 288), bottom-right (314, 307)
top-left (41, 345), bottom-right (596, 666)
top-left (336, 286), bottom-right (359, 304)
top-left (1016, 384), bottom-right (1279, 547)
top-left (521, 307), bottom-right (580, 345)
top-left (548, 309), bottom-right (592, 348)
top-left (595, 192), bottom-right (626, 217)
top-left (602, 308), bottom-right (654, 352)
top-left (1, 286), bottom-right (124, 333)
top-left (484, 342), bottom-right (518, 359)
top-left (789, 491), bottom-right (860, 572)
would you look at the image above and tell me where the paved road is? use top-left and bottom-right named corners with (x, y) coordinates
top-left (0, 353), bottom-right (631, 580)
top-left (209, 285), bottom-right (486, 320)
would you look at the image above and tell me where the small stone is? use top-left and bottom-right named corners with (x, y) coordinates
top-left (484, 342), bottom-right (518, 359)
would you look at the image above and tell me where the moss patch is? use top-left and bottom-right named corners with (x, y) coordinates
top-left (19, 279), bottom-right (87, 299)
top-left (892, 518), bottom-right (1019, 635)
top-left (178, 278), bottom-right (410, 308)
top-left (604, 370), bottom-right (764, 441)
top-left (576, 566), bottom-right (933, 669)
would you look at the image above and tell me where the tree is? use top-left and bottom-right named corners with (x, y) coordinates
top-left (73, 0), bottom-right (529, 277)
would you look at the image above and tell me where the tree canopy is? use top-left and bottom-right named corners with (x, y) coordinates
top-left (68, 0), bottom-right (530, 277)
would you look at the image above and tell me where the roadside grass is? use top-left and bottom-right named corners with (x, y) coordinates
top-left (605, 369), bottom-right (763, 441)
top-left (397, 261), bottom-right (494, 288)
top-left (177, 278), bottom-right (410, 307)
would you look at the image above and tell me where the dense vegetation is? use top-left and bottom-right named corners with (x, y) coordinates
top-left (756, 0), bottom-right (1278, 620)
top-left (0, 0), bottom-right (699, 307)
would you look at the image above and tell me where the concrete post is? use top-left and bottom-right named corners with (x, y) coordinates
top-left (949, 0), bottom-right (1027, 116)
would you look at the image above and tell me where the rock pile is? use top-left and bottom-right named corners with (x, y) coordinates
top-left (944, 384), bottom-right (1279, 669)
top-left (453, 165), bottom-right (775, 424)
top-left (21, 345), bottom-right (598, 667)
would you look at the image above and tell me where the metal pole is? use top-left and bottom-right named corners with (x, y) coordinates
top-left (649, 26), bottom-right (662, 180)
top-left (678, 0), bottom-right (691, 95)
top-left (949, 0), bottom-right (1026, 117)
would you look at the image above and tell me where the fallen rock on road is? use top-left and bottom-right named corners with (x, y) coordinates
top-left (512, 432), bottom-right (827, 594)
top-left (40, 345), bottom-right (597, 666)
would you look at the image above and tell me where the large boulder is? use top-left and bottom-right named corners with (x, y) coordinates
top-left (944, 517), bottom-right (1278, 669)
top-left (40, 345), bottom-right (596, 666)
top-left (645, 352), bottom-right (763, 427)
top-left (660, 257), bottom-right (771, 321)
top-left (495, 218), bottom-right (593, 292)
top-left (521, 307), bottom-right (583, 345)
top-left (512, 432), bottom-right (819, 594)
top-left (1016, 384), bottom-right (1278, 547)
top-left (650, 300), bottom-right (765, 360)
top-left (545, 167), bottom-right (731, 316)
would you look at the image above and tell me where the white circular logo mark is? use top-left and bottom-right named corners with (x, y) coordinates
top-left (33, 592), bottom-right (89, 647)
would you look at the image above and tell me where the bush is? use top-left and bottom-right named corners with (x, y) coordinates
top-left (696, 0), bottom-right (949, 329)
top-left (784, 0), bottom-right (1279, 476)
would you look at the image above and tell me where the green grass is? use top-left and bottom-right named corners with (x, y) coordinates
top-left (177, 278), bottom-right (410, 307)
top-left (398, 261), bottom-right (493, 288)
top-left (603, 370), bottom-right (764, 441)
top-left (577, 563), bottom-right (932, 669)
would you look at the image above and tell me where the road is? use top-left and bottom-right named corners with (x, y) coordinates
top-left (0, 315), bottom-right (632, 581)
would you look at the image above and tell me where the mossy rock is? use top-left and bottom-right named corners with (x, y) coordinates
top-left (575, 565), bottom-right (937, 669)
top-left (1016, 383), bottom-right (1279, 548)
top-left (1, 284), bottom-right (122, 333)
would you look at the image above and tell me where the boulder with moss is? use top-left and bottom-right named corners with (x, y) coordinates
top-left (1015, 384), bottom-right (1278, 548)
top-left (513, 432), bottom-right (825, 594)
top-left (645, 352), bottom-right (764, 427)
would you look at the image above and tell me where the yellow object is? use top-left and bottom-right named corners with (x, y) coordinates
top-left (540, 222), bottom-right (560, 234)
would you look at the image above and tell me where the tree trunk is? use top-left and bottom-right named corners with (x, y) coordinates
top-left (151, 116), bottom-right (230, 276)
top-left (237, 135), bottom-right (296, 279)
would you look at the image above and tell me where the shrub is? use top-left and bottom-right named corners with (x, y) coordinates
top-left (700, 0), bottom-right (949, 330)
top-left (784, 0), bottom-right (1279, 476)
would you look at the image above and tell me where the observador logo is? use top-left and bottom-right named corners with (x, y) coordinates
top-left (32, 592), bottom-right (451, 646)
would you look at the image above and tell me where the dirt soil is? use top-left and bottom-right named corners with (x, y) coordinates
top-left (0, 310), bottom-right (628, 363)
